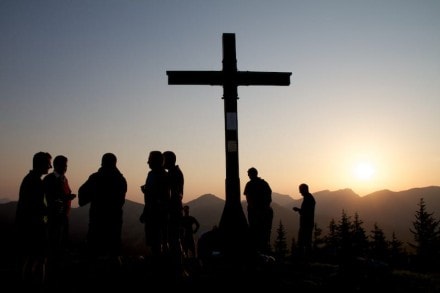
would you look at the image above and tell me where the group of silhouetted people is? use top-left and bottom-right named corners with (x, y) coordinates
top-left (243, 167), bottom-right (316, 261)
top-left (14, 150), bottom-right (203, 288)
top-left (15, 151), bottom-right (315, 288)
top-left (15, 152), bottom-right (76, 287)
top-left (138, 150), bottom-right (199, 279)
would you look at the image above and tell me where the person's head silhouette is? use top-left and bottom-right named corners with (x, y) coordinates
top-left (33, 151), bottom-right (52, 175)
top-left (148, 151), bottom-right (163, 170)
top-left (101, 153), bottom-right (117, 168)
top-left (163, 151), bottom-right (176, 169)
top-left (53, 155), bottom-right (68, 174)
top-left (247, 167), bottom-right (258, 179)
top-left (299, 183), bottom-right (309, 195)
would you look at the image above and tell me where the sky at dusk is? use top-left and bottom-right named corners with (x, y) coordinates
top-left (1, 0), bottom-right (439, 206)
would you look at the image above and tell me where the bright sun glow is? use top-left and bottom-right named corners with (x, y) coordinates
top-left (354, 162), bottom-right (375, 180)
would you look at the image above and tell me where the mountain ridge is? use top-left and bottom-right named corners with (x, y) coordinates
top-left (184, 186), bottom-right (440, 251)
top-left (1, 186), bottom-right (439, 255)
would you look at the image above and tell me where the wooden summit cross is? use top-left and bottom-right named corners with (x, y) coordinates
top-left (167, 33), bottom-right (291, 255)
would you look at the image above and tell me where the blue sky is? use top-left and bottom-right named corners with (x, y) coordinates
top-left (1, 0), bottom-right (439, 205)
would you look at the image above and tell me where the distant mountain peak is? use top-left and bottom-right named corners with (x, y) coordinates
top-left (185, 193), bottom-right (225, 208)
top-left (315, 188), bottom-right (360, 199)
top-left (196, 193), bottom-right (221, 200)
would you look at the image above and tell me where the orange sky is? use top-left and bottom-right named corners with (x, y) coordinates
top-left (1, 1), bottom-right (439, 205)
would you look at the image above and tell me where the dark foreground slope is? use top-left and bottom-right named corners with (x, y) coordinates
top-left (1, 250), bottom-right (439, 292)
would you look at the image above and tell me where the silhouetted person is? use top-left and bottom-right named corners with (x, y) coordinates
top-left (43, 155), bottom-right (76, 284)
top-left (181, 205), bottom-right (200, 258)
top-left (163, 151), bottom-right (184, 272)
top-left (78, 153), bottom-right (127, 258)
top-left (140, 151), bottom-right (170, 258)
top-left (197, 225), bottom-right (221, 271)
top-left (15, 151), bottom-right (52, 286)
top-left (293, 183), bottom-right (316, 260)
top-left (44, 155), bottom-right (76, 257)
top-left (243, 167), bottom-right (273, 255)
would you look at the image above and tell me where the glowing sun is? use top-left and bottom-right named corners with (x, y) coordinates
top-left (354, 162), bottom-right (375, 180)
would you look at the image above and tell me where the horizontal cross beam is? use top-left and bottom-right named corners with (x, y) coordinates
top-left (167, 71), bottom-right (291, 86)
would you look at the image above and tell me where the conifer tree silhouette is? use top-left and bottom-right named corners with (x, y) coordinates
top-left (273, 221), bottom-right (288, 261)
top-left (409, 197), bottom-right (440, 270)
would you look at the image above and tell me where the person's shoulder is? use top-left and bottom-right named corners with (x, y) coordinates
top-left (260, 178), bottom-right (271, 187)
top-left (20, 172), bottom-right (33, 183)
top-left (89, 171), bottom-right (100, 178)
top-left (176, 166), bottom-right (184, 176)
top-left (25, 171), bottom-right (42, 183)
top-left (121, 175), bottom-right (128, 185)
top-left (43, 172), bottom-right (56, 180)
top-left (44, 172), bottom-right (52, 177)
top-left (83, 171), bottom-right (101, 184)
top-left (153, 168), bottom-right (167, 175)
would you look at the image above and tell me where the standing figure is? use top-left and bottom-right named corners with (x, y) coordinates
top-left (140, 151), bottom-right (170, 258)
top-left (78, 153), bottom-right (127, 258)
top-left (292, 183), bottom-right (316, 260)
top-left (15, 151), bottom-right (52, 286)
top-left (163, 151), bottom-right (184, 265)
top-left (181, 205), bottom-right (200, 258)
top-left (243, 167), bottom-right (273, 255)
top-left (43, 155), bottom-right (76, 284)
top-left (43, 155), bottom-right (76, 258)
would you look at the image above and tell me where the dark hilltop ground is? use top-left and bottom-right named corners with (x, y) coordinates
top-left (2, 249), bottom-right (440, 293)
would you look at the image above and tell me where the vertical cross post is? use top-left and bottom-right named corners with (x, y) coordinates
top-left (167, 33), bottom-right (291, 259)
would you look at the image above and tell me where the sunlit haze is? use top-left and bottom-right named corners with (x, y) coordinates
top-left (1, 1), bottom-right (439, 206)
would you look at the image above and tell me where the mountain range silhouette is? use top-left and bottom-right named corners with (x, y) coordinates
top-left (1, 186), bottom-right (439, 257)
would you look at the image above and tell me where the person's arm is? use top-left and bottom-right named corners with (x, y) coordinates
top-left (78, 175), bottom-right (95, 206)
top-left (43, 175), bottom-right (56, 206)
